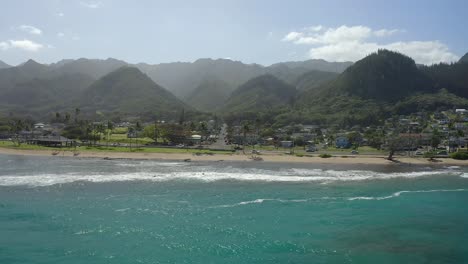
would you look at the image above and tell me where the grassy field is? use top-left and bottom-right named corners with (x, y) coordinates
top-left (0, 140), bottom-right (233, 154)
top-left (103, 133), bottom-right (155, 144)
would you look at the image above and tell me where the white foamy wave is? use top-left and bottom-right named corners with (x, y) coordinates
top-left (212, 198), bottom-right (308, 208)
top-left (461, 173), bottom-right (468, 178)
top-left (290, 168), bottom-right (460, 181)
top-left (0, 169), bottom-right (464, 187)
top-left (348, 189), bottom-right (467, 201)
top-left (115, 161), bottom-right (187, 167)
top-left (115, 208), bottom-right (131, 212)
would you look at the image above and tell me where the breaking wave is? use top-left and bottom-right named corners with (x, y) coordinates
top-left (348, 189), bottom-right (467, 201)
top-left (211, 198), bottom-right (309, 208)
top-left (0, 161), bottom-right (466, 187)
top-left (211, 189), bottom-right (468, 208)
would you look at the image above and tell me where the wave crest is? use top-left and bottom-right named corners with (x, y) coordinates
top-left (0, 165), bottom-right (465, 187)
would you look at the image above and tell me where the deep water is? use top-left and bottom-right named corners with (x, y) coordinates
top-left (1, 154), bottom-right (468, 263)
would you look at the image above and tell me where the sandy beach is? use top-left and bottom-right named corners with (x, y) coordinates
top-left (1, 147), bottom-right (467, 166)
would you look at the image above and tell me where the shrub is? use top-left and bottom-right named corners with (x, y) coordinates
top-left (319, 153), bottom-right (332, 158)
top-left (423, 151), bottom-right (437, 159)
top-left (450, 152), bottom-right (468, 160)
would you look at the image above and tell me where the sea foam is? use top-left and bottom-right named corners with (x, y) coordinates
top-left (0, 162), bottom-right (466, 187)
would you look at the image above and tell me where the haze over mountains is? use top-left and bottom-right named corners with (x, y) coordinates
top-left (0, 50), bottom-right (467, 126)
top-left (0, 57), bottom-right (351, 116)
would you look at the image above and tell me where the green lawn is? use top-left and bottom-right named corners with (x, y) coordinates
top-left (0, 140), bottom-right (233, 154)
top-left (103, 133), bottom-right (155, 144)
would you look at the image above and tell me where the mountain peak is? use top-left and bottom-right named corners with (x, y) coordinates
top-left (82, 65), bottom-right (187, 114)
top-left (314, 49), bottom-right (432, 102)
top-left (459, 53), bottom-right (468, 64)
top-left (21, 59), bottom-right (42, 67)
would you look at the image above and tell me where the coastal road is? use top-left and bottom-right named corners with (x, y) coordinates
top-left (209, 123), bottom-right (230, 150)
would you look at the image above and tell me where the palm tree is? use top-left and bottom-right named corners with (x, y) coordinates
top-left (74, 108), bottom-right (80, 123)
top-left (106, 121), bottom-right (114, 147)
top-left (242, 122), bottom-right (251, 154)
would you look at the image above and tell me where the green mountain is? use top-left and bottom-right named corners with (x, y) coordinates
top-left (0, 73), bottom-right (95, 112)
top-left (293, 50), bottom-right (468, 127)
top-left (317, 50), bottom-right (434, 102)
top-left (49, 58), bottom-right (127, 79)
top-left (270, 59), bottom-right (352, 73)
top-left (294, 70), bottom-right (339, 91)
top-left (136, 58), bottom-right (351, 98)
top-left (137, 59), bottom-right (265, 98)
top-left (459, 53), bottom-right (468, 63)
top-left (421, 61), bottom-right (468, 98)
top-left (0, 60), bottom-right (51, 93)
top-left (223, 74), bottom-right (297, 113)
top-left (185, 79), bottom-right (232, 112)
top-left (0, 60), bottom-right (11, 69)
top-left (81, 67), bottom-right (188, 115)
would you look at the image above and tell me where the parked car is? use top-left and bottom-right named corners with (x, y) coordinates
top-left (351, 150), bottom-right (359, 154)
top-left (415, 151), bottom-right (424, 156)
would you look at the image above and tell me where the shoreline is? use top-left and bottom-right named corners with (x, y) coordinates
top-left (1, 147), bottom-right (467, 166)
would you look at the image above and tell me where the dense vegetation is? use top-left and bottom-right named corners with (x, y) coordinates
top-left (81, 66), bottom-right (188, 116)
top-left (185, 79), bottom-right (232, 111)
top-left (0, 50), bottom-right (467, 129)
top-left (222, 75), bottom-right (297, 113)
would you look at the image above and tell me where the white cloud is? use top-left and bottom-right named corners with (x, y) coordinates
top-left (57, 32), bottom-right (65, 38)
top-left (80, 1), bottom-right (102, 9)
top-left (282, 32), bottom-right (304, 42)
top-left (308, 25), bottom-right (323, 32)
top-left (18, 25), bottom-right (42, 35)
top-left (283, 25), bottom-right (459, 64)
top-left (0, 39), bottom-right (44, 52)
top-left (374, 29), bottom-right (402, 37)
top-left (0, 41), bottom-right (9, 50)
top-left (57, 12), bottom-right (65, 17)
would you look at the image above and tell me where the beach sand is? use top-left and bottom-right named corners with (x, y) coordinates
top-left (1, 147), bottom-right (467, 166)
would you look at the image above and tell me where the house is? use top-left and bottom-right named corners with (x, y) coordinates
top-left (399, 133), bottom-right (432, 148)
top-left (455, 109), bottom-right (468, 114)
top-left (280, 141), bottom-right (294, 148)
top-left (335, 136), bottom-right (351, 148)
top-left (34, 123), bottom-right (46, 129)
top-left (189, 134), bottom-right (202, 145)
top-left (455, 123), bottom-right (466, 130)
top-left (27, 135), bottom-right (75, 147)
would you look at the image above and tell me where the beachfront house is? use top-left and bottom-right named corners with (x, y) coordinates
top-left (27, 135), bottom-right (76, 148)
top-left (189, 134), bottom-right (202, 145)
top-left (335, 136), bottom-right (351, 148)
top-left (280, 141), bottom-right (294, 148)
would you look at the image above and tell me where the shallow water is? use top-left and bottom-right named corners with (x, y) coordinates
top-left (1, 154), bottom-right (468, 263)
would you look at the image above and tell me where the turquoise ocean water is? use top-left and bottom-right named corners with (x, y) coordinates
top-left (1, 154), bottom-right (468, 263)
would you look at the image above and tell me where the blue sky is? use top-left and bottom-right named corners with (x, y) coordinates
top-left (0, 0), bottom-right (467, 66)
